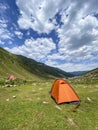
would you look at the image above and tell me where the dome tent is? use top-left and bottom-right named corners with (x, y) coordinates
top-left (7, 75), bottom-right (16, 80)
top-left (50, 79), bottom-right (80, 104)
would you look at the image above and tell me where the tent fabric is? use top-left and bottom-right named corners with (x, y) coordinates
top-left (50, 79), bottom-right (80, 104)
top-left (7, 75), bottom-right (15, 80)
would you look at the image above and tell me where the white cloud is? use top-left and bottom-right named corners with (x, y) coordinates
top-left (0, 3), bottom-right (13, 43)
top-left (14, 31), bottom-right (23, 39)
top-left (16, 0), bottom-right (71, 33)
top-left (5, 37), bottom-right (56, 62)
top-left (56, 1), bottom-right (98, 69)
top-left (45, 58), bottom-right (98, 72)
top-left (0, 19), bottom-right (13, 40)
top-left (0, 40), bottom-right (5, 45)
top-left (4, 0), bottom-right (98, 72)
top-left (0, 3), bottom-right (9, 11)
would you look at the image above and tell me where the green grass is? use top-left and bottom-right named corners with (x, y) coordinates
top-left (0, 81), bottom-right (98, 130)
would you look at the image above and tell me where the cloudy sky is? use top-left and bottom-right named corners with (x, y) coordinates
top-left (0, 0), bottom-right (98, 72)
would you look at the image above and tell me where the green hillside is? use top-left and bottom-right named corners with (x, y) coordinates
top-left (69, 68), bottom-right (98, 84)
top-left (84, 68), bottom-right (98, 77)
top-left (0, 47), bottom-right (72, 81)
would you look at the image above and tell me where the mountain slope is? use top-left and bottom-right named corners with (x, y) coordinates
top-left (0, 47), bottom-right (73, 80)
top-left (69, 71), bottom-right (87, 76)
top-left (83, 68), bottom-right (98, 82)
top-left (70, 68), bottom-right (98, 84)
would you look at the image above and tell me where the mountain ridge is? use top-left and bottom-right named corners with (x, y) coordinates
top-left (69, 71), bottom-right (88, 76)
top-left (0, 47), bottom-right (73, 81)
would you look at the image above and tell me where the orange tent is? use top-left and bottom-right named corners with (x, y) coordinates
top-left (50, 79), bottom-right (80, 104)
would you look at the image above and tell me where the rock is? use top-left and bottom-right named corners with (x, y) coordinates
top-left (43, 101), bottom-right (49, 104)
top-left (55, 105), bottom-right (62, 111)
top-left (13, 95), bottom-right (16, 98)
top-left (6, 98), bottom-right (9, 101)
top-left (87, 97), bottom-right (92, 102)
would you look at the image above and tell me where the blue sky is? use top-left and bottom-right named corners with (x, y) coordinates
top-left (0, 0), bottom-right (98, 72)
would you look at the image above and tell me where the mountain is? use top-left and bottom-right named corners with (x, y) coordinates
top-left (82, 68), bottom-right (98, 84)
top-left (83, 68), bottom-right (98, 78)
top-left (0, 47), bottom-right (73, 81)
top-left (69, 71), bottom-right (88, 76)
top-left (70, 68), bottom-right (98, 84)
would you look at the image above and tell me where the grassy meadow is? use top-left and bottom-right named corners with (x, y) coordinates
top-left (0, 79), bottom-right (98, 130)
